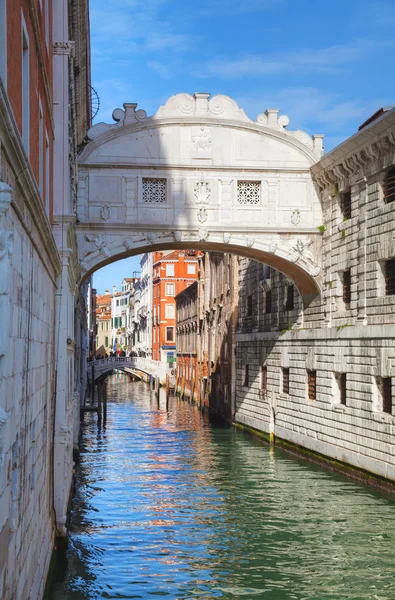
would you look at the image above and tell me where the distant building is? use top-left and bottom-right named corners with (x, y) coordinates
top-left (96, 290), bottom-right (112, 354)
top-left (175, 281), bottom-right (199, 400)
top-left (111, 285), bottom-right (130, 352)
top-left (152, 250), bottom-right (200, 364)
top-left (133, 253), bottom-right (153, 357)
top-left (198, 252), bottom-right (239, 420)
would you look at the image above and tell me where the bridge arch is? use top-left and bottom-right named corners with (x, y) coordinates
top-left (76, 92), bottom-right (324, 300)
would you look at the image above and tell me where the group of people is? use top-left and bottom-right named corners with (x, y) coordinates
top-left (87, 349), bottom-right (139, 361)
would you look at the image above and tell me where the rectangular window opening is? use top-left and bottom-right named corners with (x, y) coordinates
top-left (307, 370), bottom-right (316, 401)
top-left (342, 269), bottom-right (351, 309)
top-left (340, 190), bottom-right (352, 220)
top-left (282, 367), bottom-right (289, 395)
top-left (385, 259), bottom-right (395, 296)
top-left (285, 285), bottom-right (294, 311)
top-left (265, 290), bottom-right (272, 314)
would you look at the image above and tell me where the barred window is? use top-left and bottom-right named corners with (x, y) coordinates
top-left (142, 178), bottom-right (166, 203)
top-left (343, 270), bottom-right (351, 309)
top-left (382, 377), bottom-right (392, 414)
top-left (308, 370), bottom-right (316, 401)
top-left (340, 190), bottom-right (352, 219)
top-left (242, 364), bottom-right (249, 387)
top-left (237, 181), bottom-right (261, 204)
top-left (385, 260), bottom-right (395, 296)
top-left (340, 373), bottom-right (347, 405)
top-left (285, 285), bottom-right (294, 311)
top-left (261, 365), bottom-right (267, 397)
top-left (265, 290), bottom-right (272, 314)
top-left (282, 368), bottom-right (289, 395)
top-left (383, 166), bottom-right (395, 204)
top-left (247, 294), bottom-right (253, 317)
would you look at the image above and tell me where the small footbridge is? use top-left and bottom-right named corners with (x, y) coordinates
top-left (87, 356), bottom-right (167, 384)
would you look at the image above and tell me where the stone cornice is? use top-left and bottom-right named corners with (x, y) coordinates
top-left (27, 0), bottom-right (55, 135)
top-left (312, 109), bottom-right (395, 190)
top-left (79, 117), bottom-right (320, 165)
top-left (0, 79), bottom-right (61, 282)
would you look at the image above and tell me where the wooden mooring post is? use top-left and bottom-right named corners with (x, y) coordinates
top-left (97, 378), bottom-right (102, 425)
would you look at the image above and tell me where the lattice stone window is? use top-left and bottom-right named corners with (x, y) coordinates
top-left (237, 181), bottom-right (261, 204)
top-left (142, 178), bottom-right (166, 203)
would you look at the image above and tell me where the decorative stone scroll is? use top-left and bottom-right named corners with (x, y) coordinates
top-left (53, 41), bottom-right (75, 56)
top-left (0, 182), bottom-right (13, 358)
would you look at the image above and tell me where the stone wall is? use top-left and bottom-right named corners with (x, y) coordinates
top-left (235, 109), bottom-right (395, 484)
top-left (0, 174), bottom-right (58, 600)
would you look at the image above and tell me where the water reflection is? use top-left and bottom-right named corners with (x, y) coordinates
top-left (48, 374), bottom-right (395, 599)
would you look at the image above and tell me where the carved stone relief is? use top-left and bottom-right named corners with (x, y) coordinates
top-left (194, 179), bottom-right (211, 204)
top-left (198, 228), bottom-right (209, 241)
top-left (191, 126), bottom-right (212, 159)
top-left (197, 207), bottom-right (208, 223)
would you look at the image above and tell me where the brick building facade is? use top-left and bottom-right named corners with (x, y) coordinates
top-left (175, 281), bottom-right (199, 400)
top-left (152, 250), bottom-right (200, 363)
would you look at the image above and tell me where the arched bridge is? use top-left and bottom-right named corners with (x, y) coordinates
top-left (75, 93), bottom-right (325, 302)
top-left (87, 356), bottom-right (167, 384)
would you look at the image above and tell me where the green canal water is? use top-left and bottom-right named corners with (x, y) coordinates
top-left (48, 374), bottom-right (395, 599)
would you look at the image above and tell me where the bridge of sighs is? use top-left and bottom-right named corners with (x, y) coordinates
top-left (75, 92), bottom-right (325, 302)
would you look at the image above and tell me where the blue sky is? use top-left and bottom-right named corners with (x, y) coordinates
top-left (90, 0), bottom-right (395, 294)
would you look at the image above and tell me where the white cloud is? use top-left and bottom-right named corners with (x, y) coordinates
top-left (194, 38), bottom-right (394, 79)
top-left (199, 0), bottom-right (285, 15)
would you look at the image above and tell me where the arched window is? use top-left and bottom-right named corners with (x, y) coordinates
top-left (383, 166), bottom-right (395, 204)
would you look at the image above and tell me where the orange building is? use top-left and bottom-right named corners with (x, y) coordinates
top-left (152, 250), bottom-right (200, 363)
top-left (96, 291), bottom-right (112, 354)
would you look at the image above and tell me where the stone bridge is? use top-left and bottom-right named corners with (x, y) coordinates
top-left (87, 356), bottom-right (167, 384)
top-left (75, 93), bottom-right (325, 302)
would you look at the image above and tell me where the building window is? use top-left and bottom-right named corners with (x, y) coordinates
top-left (166, 263), bottom-right (175, 277)
top-left (166, 327), bottom-right (174, 342)
top-left (340, 190), bottom-right (352, 219)
top-left (165, 304), bottom-right (175, 318)
top-left (166, 283), bottom-right (175, 296)
top-left (339, 373), bottom-right (347, 405)
top-left (378, 377), bottom-right (393, 414)
top-left (383, 166), bottom-right (395, 204)
top-left (247, 294), bottom-right (253, 317)
top-left (45, 0), bottom-right (49, 48)
top-left (142, 178), bottom-right (166, 203)
top-left (260, 365), bottom-right (267, 397)
top-left (342, 270), bottom-right (351, 309)
top-left (265, 290), bottom-right (272, 314)
top-left (237, 181), bottom-right (261, 204)
top-left (187, 263), bottom-right (196, 275)
top-left (22, 19), bottom-right (30, 156)
top-left (282, 368), bottom-right (289, 395)
top-left (105, 336), bottom-right (108, 347)
top-left (307, 370), bottom-right (316, 401)
top-left (385, 260), bottom-right (395, 296)
top-left (285, 285), bottom-right (294, 311)
top-left (242, 364), bottom-right (249, 387)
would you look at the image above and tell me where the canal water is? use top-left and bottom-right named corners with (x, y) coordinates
top-left (48, 374), bottom-right (395, 599)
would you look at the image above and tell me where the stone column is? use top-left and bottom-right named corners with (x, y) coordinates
top-left (53, 246), bottom-right (75, 536)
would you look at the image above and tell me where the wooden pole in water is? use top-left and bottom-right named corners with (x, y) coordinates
top-left (103, 378), bottom-right (107, 422)
top-left (97, 379), bottom-right (102, 425)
